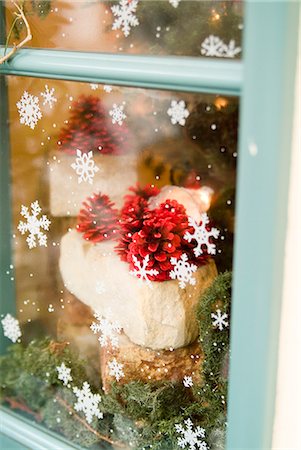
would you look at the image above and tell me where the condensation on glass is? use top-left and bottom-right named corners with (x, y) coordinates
top-left (3, 0), bottom-right (244, 58)
top-left (0, 75), bottom-right (238, 449)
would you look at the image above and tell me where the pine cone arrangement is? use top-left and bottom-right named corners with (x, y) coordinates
top-left (77, 193), bottom-right (119, 242)
top-left (116, 184), bottom-right (160, 261)
top-left (78, 185), bottom-right (216, 281)
top-left (57, 95), bottom-right (129, 155)
top-left (116, 186), bottom-right (209, 281)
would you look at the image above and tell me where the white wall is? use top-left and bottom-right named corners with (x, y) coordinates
top-left (272, 11), bottom-right (301, 450)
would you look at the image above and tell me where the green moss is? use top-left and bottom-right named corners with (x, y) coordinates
top-left (196, 271), bottom-right (232, 440)
top-left (0, 338), bottom-right (87, 414)
top-left (0, 273), bottom-right (232, 449)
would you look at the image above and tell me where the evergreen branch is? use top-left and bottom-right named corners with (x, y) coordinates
top-left (55, 395), bottom-right (126, 448)
top-left (4, 396), bottom-right (42, 422)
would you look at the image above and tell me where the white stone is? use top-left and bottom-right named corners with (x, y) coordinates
top-left (49, 153), bottom-right (137, 216)
top-left (148, 185), bottom-right (214, 222)
top-left (59, 230), bottom-right (217, 350)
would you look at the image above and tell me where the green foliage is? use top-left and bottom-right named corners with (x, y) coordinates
top-left (41, 388), bottom-right (99, 448)
top-left (0, 273), bottom-right (231, 449)
top-left (196, 271), bottom-right (232, 445)
top-left (113, 414), bottom-right (141, 448)
top-left (103, 380), bottom-right (192, 421)
top-left (129, 0), bottom-right (242, 57)
top-left (8, 1), bottom-right (52, 40)
top-left (30, 0), bottom-right (52, 17)
top-left (107, 0), bottom-right (243, 57)
top-left (0, 338), bottom-right (87, 412)
top-left (41, 388), bottom-right (113, 449)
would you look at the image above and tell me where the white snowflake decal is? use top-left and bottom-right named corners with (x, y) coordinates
top-left (111, 0), bottom-right (139, 37)
top-left (1, 314), bottom-right (21, 343)
top-left (89, 83), bottom-right (99, 90)
top-left (95, 281), bottom-right (106, 295)
top-left (184, 214), bottom-right (220, 257)
top-left (40, 84), bottom-right (57, 109)
top-left (108, 358), bottom-right (125, 382)
top-left (17, 201), bottom-right (51, 249)
top-left (183, 376), bottom-right (193, 388)
top-left (90, 313), bottom-right (122, 349)
top-left (167, 100), bottom-right (190, 126)
top-left (16, 91), bottom-right (42, 129)
top-left (201, 35), bottom-right (241, 58)
top-left (175, 418), bottom-right (208, 450)
top-left (56, 362), bottom-right (72, 386)
top-left (224, 39), bottom-right (242, 58)
top-left (109, 103), bottom-right (126, 126)
top-left (103, 85), bottom-right (113, 93)
top-left (169, 0), bottom-right (181, 7)
top-left (169, 254), bottom-right (197, 289)
top-left (211, 309), bottom-right (229, 331)
top-left (130, 254), bottom-right (159, 288)
top-left (71, 149), bottom-right (99, 184)
top-left (73, 381), bottom-right (103, 424)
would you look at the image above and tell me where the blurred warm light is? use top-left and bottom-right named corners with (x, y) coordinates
top-left (211, 10), bottom-right (221, 21)
top-left (215, 97), bottom-right (228, 110)
top-left (198, 186), bottom-right (214, 212)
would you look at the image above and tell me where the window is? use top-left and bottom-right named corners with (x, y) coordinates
top-left (0, 2), bottom-right (299, 450)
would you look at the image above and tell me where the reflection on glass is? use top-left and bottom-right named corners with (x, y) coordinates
top-left (4, 0), bottom-right (244, 58)
top-left (0, 76), bottom-right (238, 449)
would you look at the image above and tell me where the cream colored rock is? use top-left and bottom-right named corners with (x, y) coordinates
top-left (49, 153), bottom-right (137, 216)
top-left (59, 230), bottom-right (217, 350)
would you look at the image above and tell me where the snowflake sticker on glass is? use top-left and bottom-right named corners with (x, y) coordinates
top-left (103, 85), bottom-right (112, 93)
top-left (73, 381), bottom-right (103, 424)
top-left (130, 254), bottom-right (159, 288)
top-left (17, 201), bottom-right (51, 249)
top-left (169, 0), bottom-right (181, 8)
top-left (109, 103), bottom-right (127, 126)
top-left (95, 281), bottom-right (106, 295)
top-left (167, 100), bottom-right (190, 126)
top-left (16, 91), bottom-right (42, 130)
top-left (111, 0), bottom-right (139, 37)
top-left (184, 213), bottom-right (220, 257)
top-left (71, 149), bottom-right (99, 184)
top-left (108, 358), bottom-right (125, 382)
top-left (201, 35), bottom-right (242, 58)
top-left (183, 375), bottom-right (193, 388)
top-left (175, 418), bottom-right (208, 450)
top-left (1, 314), bottom-right (21, 343)
top-left (40, 85), bottom-right (57, 109)
top-left (170, 253), bottom-right (197, 289)
top-left (56, 362), bottom-right (73, 387)
top-left (211, 309), bottom-right (229, 331)
top-left (90, 313), bottom-right (122, 349)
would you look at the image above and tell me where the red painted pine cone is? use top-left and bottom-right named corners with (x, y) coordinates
top-left (58, 95), bottom-right (129, 155)
top-left (77, 193), bottom-right (119, 242)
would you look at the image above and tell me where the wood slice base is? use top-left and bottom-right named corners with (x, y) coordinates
top-left (100, 332), bottom-right (203, 393)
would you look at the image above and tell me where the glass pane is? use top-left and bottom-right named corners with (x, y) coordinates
top-left (0, 75), bottom-right (238, 449)
top-left (3, 0), bottom-right (244, 58)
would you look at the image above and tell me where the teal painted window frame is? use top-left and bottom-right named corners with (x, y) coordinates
top-left (0, 2), bottom-right (299, 449)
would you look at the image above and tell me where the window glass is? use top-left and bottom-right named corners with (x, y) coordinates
top-left (1, 75), bottom-right (238, 449)
top-left (3, 0), bottom-right (244, 58)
